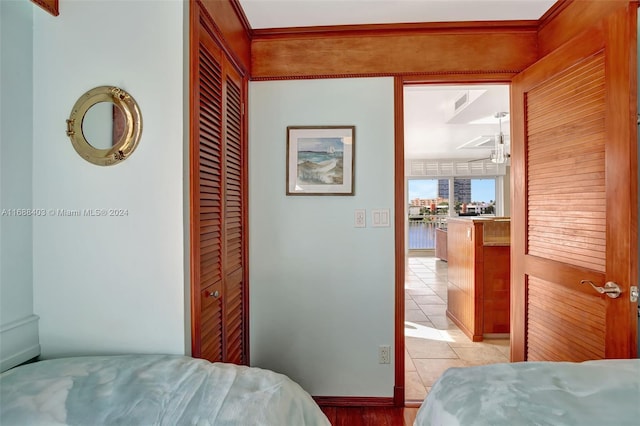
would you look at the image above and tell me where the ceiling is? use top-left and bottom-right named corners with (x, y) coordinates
top-left (404, 84), bottom-right (510, 160)
top-left (239, 0), bottom-right (556, 29)
top-left (238, 0), bottom-right (557, 160)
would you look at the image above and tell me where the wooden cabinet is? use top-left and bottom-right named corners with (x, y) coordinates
top-left (446, 218), bottom-right (510, 342)
top-left (190, 3), bottom-right (248, 365)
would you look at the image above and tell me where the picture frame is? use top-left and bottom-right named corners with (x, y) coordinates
top-left (286, 126), bottom-right (355, 196)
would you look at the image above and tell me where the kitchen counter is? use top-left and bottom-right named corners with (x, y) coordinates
top-left (446, 217), bottom-right (510, 341)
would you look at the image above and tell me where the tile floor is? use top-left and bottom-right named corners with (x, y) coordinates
top-left (405, 255), bottom-right (510, 402)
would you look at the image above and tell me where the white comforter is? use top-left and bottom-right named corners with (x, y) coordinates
top-left (415, 359), bottom-right (640, 426)
top-left (0, 354), bottom-right (330, 426)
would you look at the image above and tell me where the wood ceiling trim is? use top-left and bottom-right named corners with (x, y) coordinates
top-left (251, 25), bottom-right (538, 79)
top-left (251, 71), bottom-right (519, 82)
top-left (252, 20), bottom-right (539, 39)
top-left (537, 0), bottom-right (633, 57)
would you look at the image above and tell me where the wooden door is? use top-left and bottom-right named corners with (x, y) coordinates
top-left (511, 7), bottom-right (638, 361)
top-left (222, 62), bottom-right (246, 365)
top-left (190, 7), bottom-right (248, 364)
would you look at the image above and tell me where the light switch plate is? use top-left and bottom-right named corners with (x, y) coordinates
top-left (354, 209), bottom-right (366, 228)
top-left (371, 209), bottom-right (390, 227)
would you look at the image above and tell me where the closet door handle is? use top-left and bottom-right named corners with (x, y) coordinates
top-left (208, 290), bottom-right (220, 298)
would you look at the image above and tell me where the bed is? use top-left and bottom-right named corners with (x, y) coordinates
top-left (415, 359), bottom-right (640, 426)
top-left (0, 354), bottom-right (330, 426)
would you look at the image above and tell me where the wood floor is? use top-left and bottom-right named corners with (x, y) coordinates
top-left (319, 406), bottom-right (419, 426)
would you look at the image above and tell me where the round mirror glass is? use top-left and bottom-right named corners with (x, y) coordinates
top-left (81, 101), bottom-right (126, 149)
top-left (67, 86), bottom-right (142, 166)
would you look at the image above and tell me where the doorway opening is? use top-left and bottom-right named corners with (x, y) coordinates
top-left (402, 84), bottom-right (512, 404)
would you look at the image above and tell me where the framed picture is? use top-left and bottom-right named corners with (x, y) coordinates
top-left (286, 126), bottom-right (355, 195)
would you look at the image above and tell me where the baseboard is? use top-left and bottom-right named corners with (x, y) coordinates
top-left (405, 399), bottom-right (423, 408)
top-left (483, 333), bottom-right (510, 339)
top-left (0, 314), bottom-right (40, 372)
top-left (446, 310), bottom-right (482, 342)
top-left (393, 386), bottom-right (404, 406)
top-left (313, 396), bottom-right (395, 407)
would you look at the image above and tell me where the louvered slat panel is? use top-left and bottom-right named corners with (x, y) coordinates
top-left (527, 276), bottom-right (605, 361)
top-left (225, 269), bottom-right (244, 364)
top-left (225, 77), bottom-right (243, 275)
top-left (526, 52), bottom-right (605, 272)
top-left (224, 268), bottom-right (244, 364)
top-left (192, 12), bottom-right (247, 366)
top-left (199, 43), bottom-right (223, 290)
top-left (222, 76), bottom-right (244, 364)
top-left (201, 282), bottom-right (223, 362)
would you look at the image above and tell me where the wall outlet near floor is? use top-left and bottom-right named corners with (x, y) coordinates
top-left (378, 345), bottom-right (391, 364)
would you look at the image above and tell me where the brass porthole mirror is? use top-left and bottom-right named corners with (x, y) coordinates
top-left (66, 86), bottom-right (142, 166)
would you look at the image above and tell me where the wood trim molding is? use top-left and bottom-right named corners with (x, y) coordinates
top-left (393, 76), bottom-right (406, 408)
top-left (188, 2), bottom-right (202, 359)
top-left (241, 76), bottom-right (250, 365)
top-left (251, 23), bottom-right (538, 79)
top-left (537, 0), bottom-right (631, 57)
top-left (251, 71), bottom-right (520, 82)
top-left (394, 72), bottom-right (513, 392)
top-left (30, 0), bottom-right (59, 16)
top-left (400, 72), bottom-right (516, 84)
top-left (197, 0), bottom-right (251, 75)
top-left (604, 4), bottom-right (638, 358)
top-left (537, 0), bottom-right (572, 32)
top-left (229, 0), bottom-right (254, 38)
top-left (252, 20), bottom-right (539, 38)
top-left (313, 397), bottom-right (395, 407)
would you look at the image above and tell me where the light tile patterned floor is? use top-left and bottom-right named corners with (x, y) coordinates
top-left (405, 255), bottom-right (510, 402)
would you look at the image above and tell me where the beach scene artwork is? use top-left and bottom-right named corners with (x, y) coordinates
top-left (296, 137), bottom-right (344, 185)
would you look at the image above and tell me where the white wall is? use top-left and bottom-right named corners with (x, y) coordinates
top-left (249, 78), bottom-right (396, 396)
top-left (32, 0), bottom-right (187, 358)
top-left (0, 0), bottom-right (40, 372)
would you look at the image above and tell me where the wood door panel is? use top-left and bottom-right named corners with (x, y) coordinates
top-left (222, 64), bottom-right (245, 365)
top-left (523, 255), bottom-right (604, 290)
top-left (511, 5), bottom-right (637, 362)
top-left (198, 30), bottom-right (224, 293)
top-left (526, 52), bottom-right (606, 273)
top-left (191, 4), bottom-right (248, 365)
top-left (528, 276), bottom-right (606, 362)
top-left (201, 282), bottom-right (224, 362)
top-left (225, 73), bottom-right (244, 276)
top-left (224, 268), bottom-right (244, 364)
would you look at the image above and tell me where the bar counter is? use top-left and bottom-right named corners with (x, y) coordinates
top-left (445, 217), bottom-right (510, 342)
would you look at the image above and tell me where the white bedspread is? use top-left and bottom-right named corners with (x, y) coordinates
top-left (415, 359), bottom-right (640, 426)
top-left (0, 354), bottom-right (330, 426)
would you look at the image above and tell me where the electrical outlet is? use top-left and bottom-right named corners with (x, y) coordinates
top-left (378, 345), bottom-right (391, 364)
top-left (354, 209), bottom-right (366, 228)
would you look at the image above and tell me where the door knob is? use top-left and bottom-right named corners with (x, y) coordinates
top-left (580, 280), bottom-right (621, 299)
top-left (208, 290), bottom-right (220, 298)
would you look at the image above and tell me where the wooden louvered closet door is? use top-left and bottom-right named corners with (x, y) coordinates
top-left (510, 8), bottom-right (637, 361)
top-left (223, 65), bottom-right (245, 365)
top-left (191, 11), bottom-right (247, 364)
